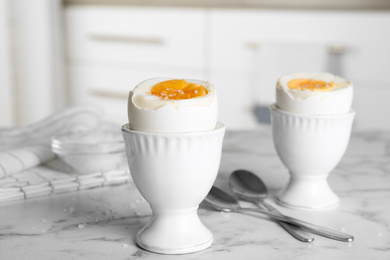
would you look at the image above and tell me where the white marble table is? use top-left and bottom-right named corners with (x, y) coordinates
top-left (1, 127), bottom-right (389, 259)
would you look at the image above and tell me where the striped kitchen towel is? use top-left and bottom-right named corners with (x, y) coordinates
top-left (0, 165), bottom-right (131, 203)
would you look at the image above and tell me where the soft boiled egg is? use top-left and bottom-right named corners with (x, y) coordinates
top-left (128, 77), bottom-right (218, 133)
top-left (276, 72), bottom-right (353, 115)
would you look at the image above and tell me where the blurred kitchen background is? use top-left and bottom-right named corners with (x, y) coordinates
top-left (1, 0), bottom-right (390, 131)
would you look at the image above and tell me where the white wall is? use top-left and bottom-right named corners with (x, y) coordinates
top-left (0, 0), bottom-right (66, 128)
top-left (0, 0), bottom-right (14, 126)
top-left (11, 0), bottom-right (67, 126)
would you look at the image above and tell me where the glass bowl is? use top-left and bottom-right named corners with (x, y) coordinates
top-left (51, 130), bottom-right (126, 175)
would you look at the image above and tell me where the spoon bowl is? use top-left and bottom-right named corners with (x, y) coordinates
top-left (229, 169), bottom-right (268, 202)
top-left (203, 185), bottom-right (240, 212)
top-left (229, 169), bottom-right (314, 242)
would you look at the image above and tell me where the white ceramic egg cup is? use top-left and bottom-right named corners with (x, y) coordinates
top-left (270, 104), bottom-right (355, 210)
top-left (122, 123), bottom-right (225, 254)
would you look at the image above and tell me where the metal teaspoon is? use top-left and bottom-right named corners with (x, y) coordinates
top-left (203, 186), bottom-right (354, 243)
top-left (229, 169), bottom-right (314, 242)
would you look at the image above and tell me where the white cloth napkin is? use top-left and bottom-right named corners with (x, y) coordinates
top-left (0, 144), bottom-right (55, 178)
top-left (0, 105), bottom-right (132, 203)
top-left (0, 105), bottom-right (102, 177)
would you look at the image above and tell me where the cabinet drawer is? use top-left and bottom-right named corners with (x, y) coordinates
top-left (352, 79), bottom-right (390, 131)
top-left (209, 71), bottom-right (260, 130)
top-left (66, 7), bottom-right (206, 68)
top-left (68, 65), bottom-right (205, 96)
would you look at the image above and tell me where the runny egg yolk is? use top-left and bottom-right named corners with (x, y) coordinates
top-left (150, 79), bottom-right (208, 100)
top-left (287, 79), bottom-right (336, 92)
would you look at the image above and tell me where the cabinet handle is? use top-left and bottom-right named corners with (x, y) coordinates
top-left (90, 89), bottom-right (128, 99)
top-left (328, 44), bottom-right (347, 54)
top-left (89, 34), bottom-right (164, 45)
top-left (246, 42), bottom-right (261, 51)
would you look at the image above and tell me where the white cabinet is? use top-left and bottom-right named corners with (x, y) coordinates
top-left (65, 7), bottom-right (390, 130)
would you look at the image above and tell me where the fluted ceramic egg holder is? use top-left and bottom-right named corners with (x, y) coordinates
top-left (270, 104), bottom-right (355, 210)
top-left (122, 123), bottom-right (225, 254)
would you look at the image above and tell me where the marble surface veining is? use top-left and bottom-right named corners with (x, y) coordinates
top-left (0, 127), bottom-right (389, 259)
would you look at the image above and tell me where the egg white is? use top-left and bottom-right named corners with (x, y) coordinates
top-left (128, 77), bottom-right (218, 133)
top-left (276, 72), bottom-right (353, 115)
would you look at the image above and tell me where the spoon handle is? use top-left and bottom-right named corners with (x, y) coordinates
top-left (238, 207), bottom-right (354, 242)
top-left (259, 202), bottom-right (314, 243)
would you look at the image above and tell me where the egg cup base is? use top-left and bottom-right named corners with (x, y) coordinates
top-left (136, 236), bottom-right (213, 255)
top-left (276, 176), bottom-right (340, 210)
top-left (135, 208), bottom-right (213, 254)
top-left (276, 198), bottom-right (339, 211)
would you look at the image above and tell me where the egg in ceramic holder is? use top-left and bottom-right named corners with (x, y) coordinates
top-left (271, 73), bottom-right (355, 210)
top-left (122, 78), bottom-right (225, 254)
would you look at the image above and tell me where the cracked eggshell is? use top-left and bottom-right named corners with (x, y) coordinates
top-left (276, 72), bottom-right (353, 115)
top-left (128, 77), bottom-right (218, 133)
